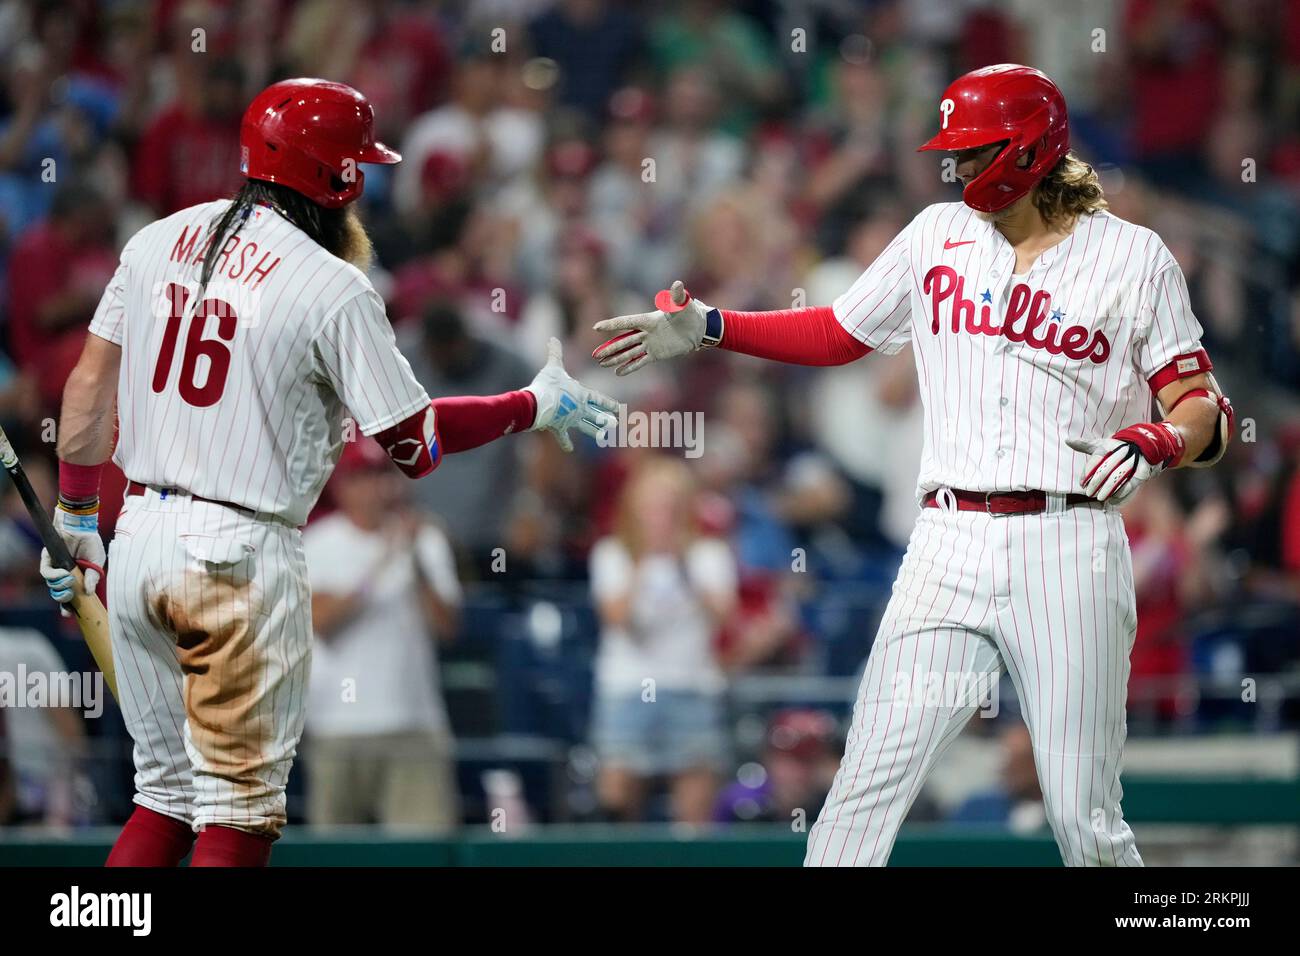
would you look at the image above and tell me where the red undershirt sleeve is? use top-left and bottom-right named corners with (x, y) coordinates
top-left (373, 391), bottom-right (537, 479)
top-left (718, 306), bottom-right (873, 366)
top-left (431, 390), bottom-right (536, 453)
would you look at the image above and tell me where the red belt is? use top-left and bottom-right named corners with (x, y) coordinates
top-left (125, 481), bottom-right (255, 516)
top-left (922, 489), bottom-right (1097, 516)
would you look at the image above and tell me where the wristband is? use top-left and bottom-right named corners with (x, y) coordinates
top-left (59, 460), bottom-right (104, 501)
top-left (702, 308), bottom-right (724, 348)
top-left (1113, 420), bottom-right (1185, 468)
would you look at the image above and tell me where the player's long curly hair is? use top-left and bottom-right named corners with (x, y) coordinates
top-left (198, 180), bottom-right (373, 293)
top-left (1032, 151), bottom-right (1108, 227)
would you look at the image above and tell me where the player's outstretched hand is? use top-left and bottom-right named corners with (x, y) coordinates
top-left (526, 337), bottom-right (619, 452)
top-left (38, 505), bottom-right (106, 614)
top-left (1067, 421), bottom-right (1185, 505)
top-left (592, 280), bottom-right (714, 376)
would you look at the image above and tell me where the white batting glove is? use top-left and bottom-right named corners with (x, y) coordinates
top-left (1066, 421), bottom-right (1186, 506)
top-left (525, 337), bottom-right (619, 453)
top-left (39, 505), bottom-right (106, 609)
top-left (591, 280), bottom-right (715, 376)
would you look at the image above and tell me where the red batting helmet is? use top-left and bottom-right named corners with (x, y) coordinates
top-left (918, 64), bottom-right (1069, 213)
top-left (239, 78), bottom-right (401, 208)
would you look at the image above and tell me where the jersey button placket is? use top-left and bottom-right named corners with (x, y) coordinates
top-left (991, 249), bottom-right (1015, 353)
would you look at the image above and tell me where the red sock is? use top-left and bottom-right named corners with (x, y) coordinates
top-left (189, 825), bottom-right (274, 867)
top-left (106, 807), bottom-right (196, 867)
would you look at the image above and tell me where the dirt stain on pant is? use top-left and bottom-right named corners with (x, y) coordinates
top-left (150, 565), bottom-right (280, 836)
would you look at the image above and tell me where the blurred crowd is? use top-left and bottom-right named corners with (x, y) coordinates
top-left (2, 0), bottom-right (1300, 830)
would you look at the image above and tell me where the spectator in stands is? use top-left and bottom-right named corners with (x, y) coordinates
top-left (512, 140), bottom-right (601, 292)
top-left (590, 456), bottom-right (737, 824)
top-left (130, 57), bottom-right (245, 215)
top-left (804, 206), bottom-right (924, 551)
top-left (714, 708), bottom-right (841, 825)
top-left (0, 20), bottom-right (117, 238)
top-left (1234, 424), bottom-right (1300, 600)
top-left (647, 0), bottom-right (782, 136)
top-left (948, 723), bottom-right (1046, 834)
top-left (0, 452), bottom-right (54, 603)
top-left (714, 380), bottom-right (850, 575)
top-left (1123, 482), bottom-right (1220, 724)
top-left (515, 226), bottom-right (645, 395)
top-left (0, 349), bottom-right (39, 433)
top-left (801, 56), bottom-right (895, 245)
top-left (375, 148), bottom-right (472, 272)
top-left (630, 68), bottom-right (744, 292)
top-left (5, 183), bottom-right (116, 415)
top-left (393, 42), bottom-right (543, 219)
top-left (587, 86), bottom-right (664, 295)
top-left (0, 626), bottom-right (95, 827)
top-left (303, 439), bottom-right (462, 831)
top-left (693, 424), bottom-right (806, 670)
top-left (283, 0), bottom-right (451, 142)
top-left (1123, 0), bottom-right (1228, 187)
top-left (399, 301), bottom-right (534, 570)
top-left (527, 0), bottom-right (644, 123)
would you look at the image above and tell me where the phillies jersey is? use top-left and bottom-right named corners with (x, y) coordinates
top-left (89, 200), bottom-right (429, 525)
top-left (833, 202), bottom-right (1209, 498)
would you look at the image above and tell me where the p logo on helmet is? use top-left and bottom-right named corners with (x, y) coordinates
top-left (919, 64), bottom-right (1069, 213)
top-left (939, 98), bottom-right (955, 130)
top-left (239, 78), bottom-right (402, 208)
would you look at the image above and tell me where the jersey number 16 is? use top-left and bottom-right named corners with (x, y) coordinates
top-left (151, 282), bottom-right (236, 408)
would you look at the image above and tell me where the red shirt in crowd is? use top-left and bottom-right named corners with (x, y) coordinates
top-left (1126, 520), bottom-right (1194, 719)
top-left (132, 106), bottom-right (243, 214)
top-left (5, 222), bottom-right (116, 412)
top-left (1124, 0), bottom-right (1225, 158)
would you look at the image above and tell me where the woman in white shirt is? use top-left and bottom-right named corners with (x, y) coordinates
top-left (589, 456), bottom-right (738, 824)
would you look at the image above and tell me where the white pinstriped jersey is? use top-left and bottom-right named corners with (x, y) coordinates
top-left (89, 200), bottom-right (429, 525)
top-left (833, 203), bottom-right (1208, 498)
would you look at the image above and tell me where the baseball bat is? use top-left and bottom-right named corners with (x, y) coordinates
top-left (0, 427), bottom-right (118, 701)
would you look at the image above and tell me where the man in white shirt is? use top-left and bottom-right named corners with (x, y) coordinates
top-left (303, 438), bottom-right (461, 831)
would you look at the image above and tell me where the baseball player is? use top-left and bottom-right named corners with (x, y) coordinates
top-left (593, 64), bottom-right (1234, 866)
top-left (39, 78), bottom-right (616, 866)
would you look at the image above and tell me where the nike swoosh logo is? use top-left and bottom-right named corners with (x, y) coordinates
top-left (944, 239), bottom-right (975, 249)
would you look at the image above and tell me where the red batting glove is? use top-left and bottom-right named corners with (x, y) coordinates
top-left (1065, 422), bottom-right (1185, 505)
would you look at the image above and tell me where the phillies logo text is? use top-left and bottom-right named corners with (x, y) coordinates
top-left (923, 265), bottom-right (1110, 363)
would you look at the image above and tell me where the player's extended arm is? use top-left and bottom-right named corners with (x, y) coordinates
top-left (39, 333), bottom-right (120, 604)
top-left (592, 281), bottom-right (871, 375)
top-left (1066, 371), bottom-right (1234, 504)
top-left (374, 337), bottom-right (617, 478)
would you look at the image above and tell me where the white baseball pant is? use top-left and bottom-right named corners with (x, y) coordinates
top-left (806, 492), bottom-right (1143, 866)
top-left (107, 487), bottom-right (311, 837)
